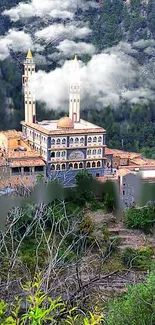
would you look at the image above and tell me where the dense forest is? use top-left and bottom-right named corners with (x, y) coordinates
top-left (1, 0), bottom-right (155, 157)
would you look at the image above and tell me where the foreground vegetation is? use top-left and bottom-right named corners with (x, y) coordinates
top-left (0, 171), bottom-right (155, 323)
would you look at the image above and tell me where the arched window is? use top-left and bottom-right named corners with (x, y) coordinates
top-left (51, 164), bottom-right (55, 170)
top-left (56, 139), bottom-right (61, 145)
top-left (87, 162), bottom-right (91, 168)
top-left (69, 163), bottom-right (73, 168)
top-left (51, 139), bottom-right (55, 145)
top-left (62, 164), bottom-right (66, 170)
top-left (75, 138), bottom-right (79, 143)
top-left (97, 161), bottom-right (101, 167)
top-left (80, 137), bottom-right (84, 143)
top-left (98, 148), bottom-right (101, 154)
top-left (88, 137), bottom-right (92, 143)
top-left (93, 137), bottom-right (97, 142)
top-left (62, 138), bottom-right (66, 144)
top-left (61, 151), bottom-right (65, 157)
top-left (98, 136), bottom-right (102, 142)
top-left (56, 151), bottom-right (60, 157)
top-left (87, 149), bottom-right (91, 155)
top-left (92, 149), bottom-right (96, 155)
top-left (70, 138), bottom-right (73, 144)
top-left (74, 163), bottom-right (78, 169)
top-left (92, 162), bottom-right (96, 168)
top-left (79, 162), bottom-right (83, 169)
top-left (56, 164), bottom-right (60, 170)
top-left (51, 152), bottom-right (55, 158)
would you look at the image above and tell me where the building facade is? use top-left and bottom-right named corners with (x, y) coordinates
top-left (21, 51), bottom-right (108, 185)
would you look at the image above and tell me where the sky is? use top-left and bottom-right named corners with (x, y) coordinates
top-left (1, 0), bottom-right (155, 110)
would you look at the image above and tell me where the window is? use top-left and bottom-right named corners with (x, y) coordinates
top-left (80, 137), bottom-right (84, 143)
top-left (62, 151), bottom-right (65, 157)
top-left (75, 137), bottom-right (79, 143)
top-left (56, 152), bottom-right (60, 157)
top-left (62, 164), bottom-right (66, 170)
top-left (56, 164), bottom-right (60, 170)
top-left (35, 166), bottom-right (44, 172)
top-left (88, 137), bottom-right (92, 143)
top-left (24, 167), bottom-right (30, 173)
top-left (93, 136), bottom-right (97, 142)
top-left (123, 190), bottom-right (125, 195)
top-left (70, 138), bottom-right (73, 144)
top-left (12, 167), bottom-right (21, 174)
top-left (92, 149), bottom-right (96, 155)
top-left (51, 152), bottom-right (55, 158)
top-left (25, 101), bottom-right (27, 104)
top-left (62, 138), bottom-right (66, 144)
top-left (56, 139), bottom-right (61, 145)
top-left (96, 173), bottom-right (100, 177)
top-left (79, 162), bottom-right (83, 168)
top-left (86, 162), bottom-right (91, 168)
top-left (74, 163), bottom-right (78, 169)
top-left (69, 163), bottom-right (73, 168)
top-left (29, 101), bottom-right (31, 104)
top-left (98, 136), bottom-right (102, 142)
top-left (71, 99), bottom-right (72, 102)
top-left (87, 149), bottom-right (91, 155)
top-left (51, 164), bottom-right (55, 170)
top-left (51, 139), bottom-right (55, 145)
top-left (92, 162), bottom-right (96, 168)
top-left (97, 161), bottom-right (101, 167)
top-left (98, 149), bottom-right (101, 154)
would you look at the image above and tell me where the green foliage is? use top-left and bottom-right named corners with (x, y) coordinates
top-left (121, 246), bottom-right (153, 270)
top-left (80, 215), bottom-right (95, 235)
top-left (103, 193), bottom-right (115, 213)
top-left (105, 272), bottom-right (155, 325)
top-left (125, 205), bottom-right (155, 233)
top-left (0, 273), bottom-right (103, 325)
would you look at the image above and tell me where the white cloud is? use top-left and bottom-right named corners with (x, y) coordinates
top-left (30, 52), bottom-right (138, 110)
top-left (0, 29), bottom-right (33, 60)
top-left (56, 40), bottom-right (96, 56)
top-left (35, 24), bottom-right (92, 43)
top-left (3, 0), bottom-right (97, 21)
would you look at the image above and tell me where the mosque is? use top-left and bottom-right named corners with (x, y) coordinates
top-left (21, 50), bottom-right (110, 184)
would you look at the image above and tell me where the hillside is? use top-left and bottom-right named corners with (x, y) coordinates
top-left (0, 0), bottom-right (155, 156)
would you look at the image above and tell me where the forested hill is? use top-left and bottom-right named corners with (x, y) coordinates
top-left (1, 0), bottom-right (155, 157)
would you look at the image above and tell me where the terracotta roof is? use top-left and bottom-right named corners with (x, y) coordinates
top-left (6, 150), bottom-right (41, 159)
top-left (105, 148), bottom-right (113, 155)
top-left (10, 159), bottom-right (45, 168)
top-left (0, 130), bottom-right (22, 138)
top-left (105, 148), bottom-right (141, 159)
top-left (130, 158), bottom-right (155, 166)
top-left (117, 169), bottom-right (133, 177)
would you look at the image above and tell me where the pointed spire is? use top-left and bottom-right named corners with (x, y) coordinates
top-left (74, 54), bottom-right (78, 61)
top-left (26, 48), bottom-right (33, 59)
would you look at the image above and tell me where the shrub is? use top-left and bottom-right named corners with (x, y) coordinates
top-left (121, 246), bottom-right (153, 270)
top-left (103, 193), bottom-right (115, 212)
top-left (125, 205), bottom-right (155, 233)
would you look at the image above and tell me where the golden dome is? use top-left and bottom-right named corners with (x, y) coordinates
top-left (57, 116), bottom-right (74, 129)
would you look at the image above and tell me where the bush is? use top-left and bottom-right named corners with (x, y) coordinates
top-left (121, 246), bottom-right (153, 270)
top-left (103, 193), bottom-right (115, 212)
top-left (80, 216), bottom-right (95, 235)
top-left (105, 273), bottom-right (155, 325)
top-left (125, 205), bottom-right (155, 233)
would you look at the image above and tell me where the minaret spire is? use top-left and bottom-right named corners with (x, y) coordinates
top-left (22, 49), bottom-right (36, 124)
top-left (69, 55), bottom-right (80, 123)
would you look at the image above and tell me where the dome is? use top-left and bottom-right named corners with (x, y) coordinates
top-left (57, 116), bottom-right (74, 129)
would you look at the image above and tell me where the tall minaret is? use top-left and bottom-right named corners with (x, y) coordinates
top-left (69, 55), bottom-right (80, 123)
top-left (22, 49), bottom-right (36, 124)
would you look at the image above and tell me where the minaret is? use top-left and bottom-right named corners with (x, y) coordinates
top-left (69, 55), bottom-right (80, 123)
top-left (22, 49), bottom-right (36, 124)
